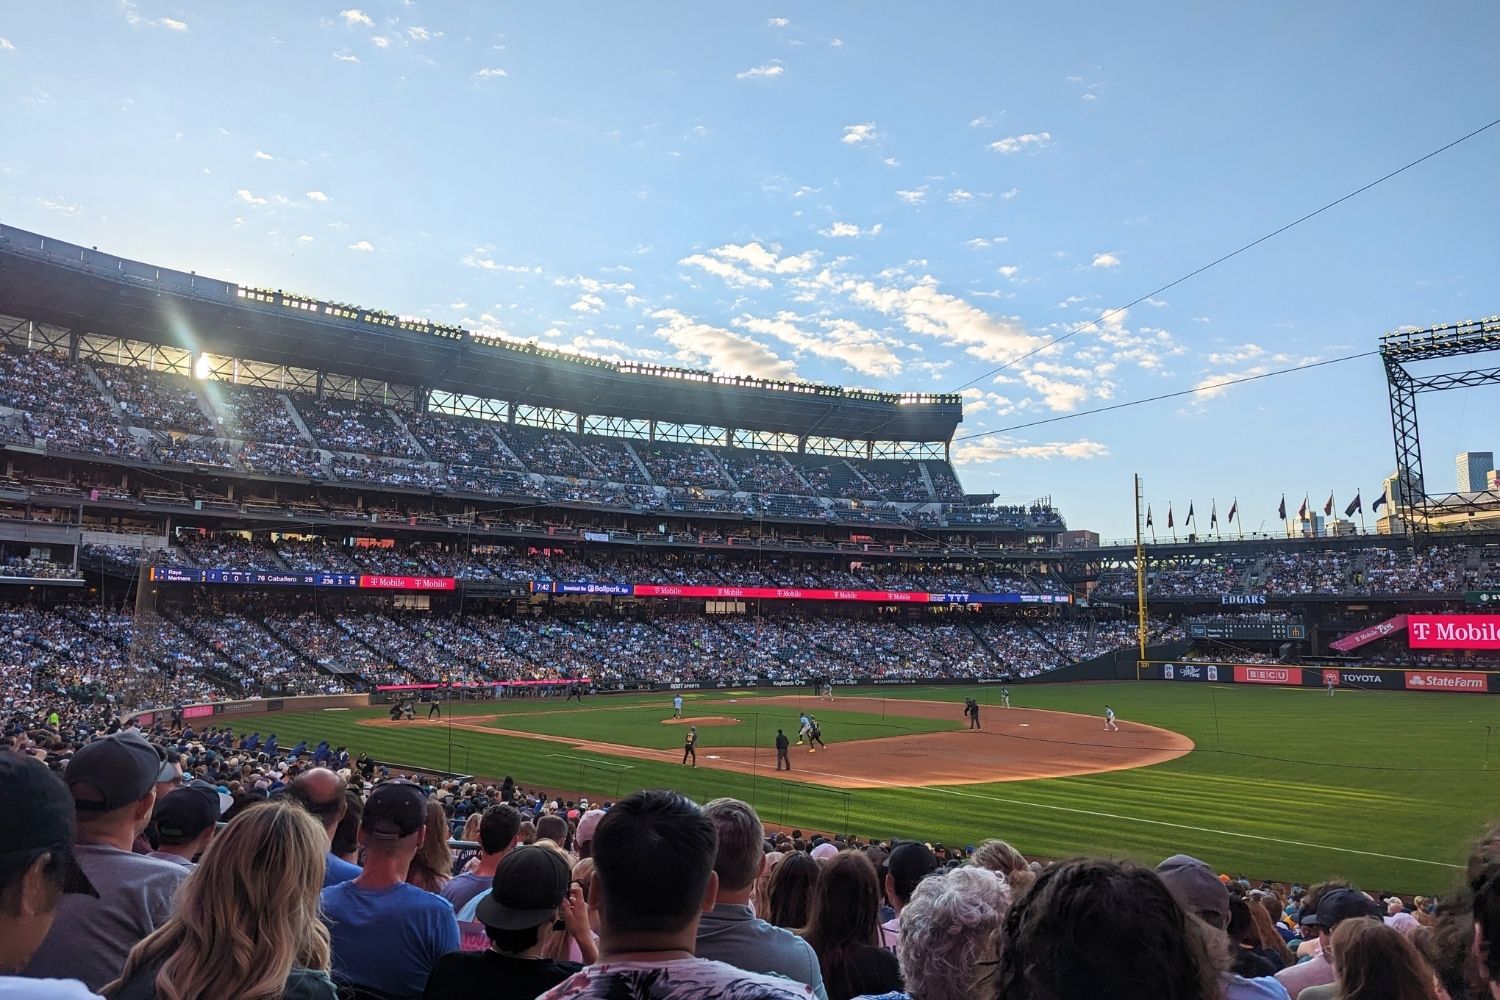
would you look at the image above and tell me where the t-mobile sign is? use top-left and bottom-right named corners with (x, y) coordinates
top-left (1408, 615), bottom-right (1500, 650)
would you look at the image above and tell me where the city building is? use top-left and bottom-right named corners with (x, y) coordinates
top-left (1458, 452), bottom-right (1494, 493)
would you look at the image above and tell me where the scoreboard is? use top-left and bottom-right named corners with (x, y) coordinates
top-left (1187, 619), bottom-right (1306, 642)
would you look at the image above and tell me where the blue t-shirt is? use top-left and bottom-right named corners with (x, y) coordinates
top-left (323, 851), bottom-right (362, 888)
top-left (321, 880), bottom-right (460, 1000)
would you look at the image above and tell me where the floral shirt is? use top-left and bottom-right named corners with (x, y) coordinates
top-left (539, 958), bottom-right (814, 1000)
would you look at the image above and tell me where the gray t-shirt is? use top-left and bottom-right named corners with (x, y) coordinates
top-left (25, 844), bottom-right (189, 992)
top-left (696, 903), bottom-right (828, 1000)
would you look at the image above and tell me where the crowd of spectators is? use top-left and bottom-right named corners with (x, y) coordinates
top-left (4, 707), bottom-right (1492, 1000)
top-left (238, 441), bottom-right (326, 478)
top-left (405, 412), bottom-right (522, 468)
top-left (0, 349), bottom-right (150, 459)
top-left (153, 435), bottom-right (236, 468)
top-left (294, 395), bottom-right (422, 459)
top-left (95, 363), bottom-right (215, 435)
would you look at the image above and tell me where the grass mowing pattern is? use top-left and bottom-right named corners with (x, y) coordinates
top-left (264, 682), bottom-right (1500, 891)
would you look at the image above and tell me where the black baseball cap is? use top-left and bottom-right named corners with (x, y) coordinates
top-left (362, 779), bottom-right (427, 840)
top-left (0, 753), bottom-right (97, 896)
top-left (154, 785), bottom-right (221, 844)
top-left (1300, 888), bottom-right (1381, 928)
top-left (476, 845), bottom-right (571, 930)
top-left (66, 732), bottom-right (175, 812)
top-left (885, 841), bottom-right (938, 892)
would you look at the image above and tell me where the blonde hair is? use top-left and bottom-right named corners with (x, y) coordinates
top-left (104, 800), bottom-right (331, 1000)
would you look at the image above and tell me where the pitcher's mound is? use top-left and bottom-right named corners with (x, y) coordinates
top-left (662, 716), bottom-right (739, 726)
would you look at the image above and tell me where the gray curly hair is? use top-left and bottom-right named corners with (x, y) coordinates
top-left (895, 866), bottom-right (1010, 1000)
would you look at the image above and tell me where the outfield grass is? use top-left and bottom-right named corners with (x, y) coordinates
top-left (263, 682), bottom-right (1500, 892)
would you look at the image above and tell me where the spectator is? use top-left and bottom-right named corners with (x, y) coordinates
top-left (1231, 896), bottom-right (1293, 974)
top-left (767, 851), bottom-right (820, 931)
top-left (802, 851), bottom-right (902, 1000)
top-left (103, 801), bottom-right (336, 1000)
top-left (143, 786), bottom-right (220, 868)
top-left (854, 865), bottom-right (1009, 1000)
top-left (696, 799), bottom-right (827, 999)
top-left (26, 733), bottom-right (190, 992)
top-left (537, 788), bottom-right (812, 1000)
top-left (880, 842), bottom-right (938, 950)
top-left (1276, 889), bottom-right (1383, 999)
top-left (406, 799), bottom-right (453, 894)
top-left (0, 752), bottom-right (102, 999)
top-left (442, 804), bottom-right (523, 952)
top-left (331, 791), bottom-right (362, 864)
top-left (287, 767), bottom-right (362, 887)
top-left (1471, 849), bottom-right (1500, 999)
top-left (1157, 855), bottom-right (1290, 1000)
top-left (1387, 897), bottom-right (1423, 937)
top-left (996, 858), bottom-right (1221, 1000)
top-left (536, 814), bottom-right (570, 850)
top-left (1297, 918), bottom-right (1439, 1000)
top-left (424, 845), bottom-right (590, 1000)
top-left (574, 808), bottom-right (605, 859)
top-left (321, 780), bottom-right (460, 1000)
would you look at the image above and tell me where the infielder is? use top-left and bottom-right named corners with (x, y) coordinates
top-left (1104, 705), bottom-right (1119, 732)
top-left (682, 725), bottom-right (698, 766)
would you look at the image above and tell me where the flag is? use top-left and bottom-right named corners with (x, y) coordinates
top-left (1228, 499), bottom-right (1238, 523)
top-left (1186, 501), bottom-right (1195, 524)
top-left (1167, 504), bottom-right (1174, 529)
top-left (1373, 489), bottom-right (1387, 512)
top-left (1145, 505), bottom-right (1153, 528)
top-left (1344, 493), bottom-right (1362, 517)
top-left (1210, 501), bottom-right (1218, 528)
top-left (1324, 492), bottom-right (1335, 517)
top-left (1277, 495), bottom-right (1286, 520)
top-left (1298, 496), bottom-right (1308, 519)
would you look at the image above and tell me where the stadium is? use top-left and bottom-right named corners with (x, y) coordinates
top-left (3, 9), bottom-right (1500, 996)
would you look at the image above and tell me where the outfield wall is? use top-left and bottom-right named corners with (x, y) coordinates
top-left (1141, 661), bottom-right (1500, 693)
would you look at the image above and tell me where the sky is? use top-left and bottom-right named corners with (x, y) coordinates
top-left (1, 2), bottom-right (1497, 540)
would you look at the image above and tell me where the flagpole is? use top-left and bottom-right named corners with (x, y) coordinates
top-left (1358, 488), bottom-right (1367, 536)
top-left (1236, 498), bottom-right (1243, 540)
top-left (1134, 474), bottom-right (1147, 674)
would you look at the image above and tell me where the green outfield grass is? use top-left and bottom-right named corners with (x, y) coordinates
top-left (262, 682), bottom-right (1500, 892)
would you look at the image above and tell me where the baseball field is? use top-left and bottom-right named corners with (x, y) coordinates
top-left (263, 680), bottom-right (1500, 892)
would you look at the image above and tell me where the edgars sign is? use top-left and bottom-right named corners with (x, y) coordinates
top-left (1221, 594), bottom-right (1268, 606)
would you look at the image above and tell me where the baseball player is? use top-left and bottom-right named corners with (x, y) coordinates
top-left (1001, 687), bottom-right (1011, 709)
top-left (808, 716), bottom-right (827, 752)
top-left (682, 725), bottom-right (698, 767)
top-left (672, 694), bottom-right (684, 719)
top-left (1104, 705), bottom-right (1119, 732)
top-left (797, 713), bottom-right (812, 745)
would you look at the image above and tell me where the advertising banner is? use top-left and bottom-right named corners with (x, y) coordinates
top-left (1329, 615), bottom-right (1408, 653)
top-left (150, 567), bottom-right (456, 591)
top-left (1232, 665), bottom-right (1299, 685)
top-left (1404, 670), bottom-right (1488, 692)
top-left (1408, 615), bottom-right (1500, 650)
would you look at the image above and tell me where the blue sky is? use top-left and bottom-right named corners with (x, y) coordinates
top-left (2, 2), bottom-right (1497, 539)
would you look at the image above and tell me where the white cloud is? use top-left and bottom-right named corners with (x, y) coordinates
top-left (830, 37), bottom-right (843, 47)
top-left (371, 35), bottom-right (391, 48)
top-left (882, 156), bottom-right (899, 168)
top-left (947, 188), bottom-right (975, 203)
top-left (473, 67), bottom-right (508, 79)
top-left (997, 265), bottom-right (1020, 278)
top-left (1000, 187), bottom-right (1019, 200)
top-left (1082, 92), bottom-right (1098, 101)
top-left (306, 190), bottom-right (329, 202)
top-left (254, 150), bottom-right (274, 161)
top-left (460, 251), bottom-right (540, 274)
top-left (1091, 251), bottom-right (1121, 268)
top-left (1018, 370), bottom-right (1093, 411)
top-left (159, 16), bottom-right (187, 31)
top-left (820, 221), bottom-right (882, 238)
top-left (347, 240), bottom-right (374, 252)
top-left (848, 275), bottom-right (1043, 364)
top-left (736, 61), bottom-right (785, 80)
top-left (840, 122), bottom-right (876, 145)
top-left (407, 26), bottom-right (431, 41)
top-left (969, 115), bottom-right (993, 128)
top-left (679, 254), bottom-right (770, 289)
top-left (1203, 343), bottom-right (1266, 366)
top-left (339, 9), bottom-right (373, 27)
top-left (0, 37), bottom-right (15, 52)
top-left (895, 188), bottom-right (927, 205)
top-left (37, 197), bottom-right (79, 215)
top-left (679, 241), bottom-right (814, 288)
top-left (990, 131), bottom-right (1052, 154)
top-left (651, 308), bottom-right (798, 379)
top-left (234, 188), bottom-right (267, 206)
top-left (296, 234), bottom-right (314, 243)
top-left (333, 52), bottom-right (360, 63)
top-left (737, 312), bottom-right (906, 377)
top-left (953, 437), bottom-right (1110, 464)
top-left (569, 293), bottom-right (606, 314)
top-left (767, 17), bottom-right (789, 26)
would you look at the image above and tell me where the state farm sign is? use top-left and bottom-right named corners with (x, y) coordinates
top-left (1408, 615), bottom-right (1500, 650)
top-left (1233, 665), bottom-right (1298, 685)
top-left (1404, 670), bottom-right (1487, 692)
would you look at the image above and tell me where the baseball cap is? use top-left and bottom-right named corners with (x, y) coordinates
top-left (361, 780), bottom-right (427, 840)
top-left (66, 731), bottom-right (174, 812)
top-left (0, 753), bottom-right (97, 896)
top-left (476, 845), bottom-right (571, 930)
top-left (154, 785), bottom-right (221, 844)
top-left (1156, 855), bottom-right (1230, 929)
top-left (1300, 888), bottom-right (1381, 928)
top-left (811, 842), bottom-right (838, 861)
top-left (575, 808), bottom-right (606, 845)
top-left (886, 841), bottom-right (938, 892)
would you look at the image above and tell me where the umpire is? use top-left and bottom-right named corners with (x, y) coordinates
top-left (775, 728), bottom-right (791, 771)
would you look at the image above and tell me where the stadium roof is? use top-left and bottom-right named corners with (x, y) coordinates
top-left (0, 226), bottom-right (963, 443)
